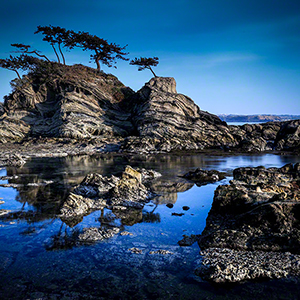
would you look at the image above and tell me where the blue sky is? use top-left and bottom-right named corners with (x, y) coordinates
top-left (0, 0), bottom-right (299, 115)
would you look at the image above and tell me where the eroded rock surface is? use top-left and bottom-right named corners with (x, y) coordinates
top-left (60, 165), bottom-right (158, 220)
top-left (0, 65), bottom-right (299, 154)
top-left (196, 163), bottom-right (300, 283)
top-left (196, 248), bottom-right (300, 283)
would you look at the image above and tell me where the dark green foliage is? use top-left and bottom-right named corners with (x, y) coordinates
top-left (0, 54), bottom-right (45, 80)
top-left (11, 43), bottom-right (51, 62)
top-left (35, 25), bottom-right (72, 64)
top-left (130, 57), bottom-right (159, 77)
top-left (69, 31), bottom-right (129, 72)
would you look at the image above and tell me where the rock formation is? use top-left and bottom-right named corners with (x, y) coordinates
top-left (0, 63), bottom-right (299, 154)
top-left (60, 165), bottom-right (161, 228)
top-left (0, 64), bottom-right (135, 143)
top-left (196, 164), bottom-right (300, 283)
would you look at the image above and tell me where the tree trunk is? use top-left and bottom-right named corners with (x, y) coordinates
top-left (51, 44), bottom-right (60, 63)
top-left (149, 67), bottom-right (157, 77)
top-left (58, 43), bottom-right (66, 65)
top-left (29, 51), bottom-right (51, 62)
top-left (95, 58), bottom-right (101, 72)
top-left (13, 69), bottom-right (21, 80)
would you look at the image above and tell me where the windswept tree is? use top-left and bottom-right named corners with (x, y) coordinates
top-left (35, 25), bottom-right (71, 64)
top-left (0, 55), bottom-right (46, 80)
top-left (130, 57), bottom-right (159, 77)
top-left (11, 43), bottom-right (51, 62)
top-left (70, 31), bottom-right (129, 72)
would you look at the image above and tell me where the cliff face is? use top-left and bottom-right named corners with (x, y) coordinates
top-left (0, 64), bottom-right (135, 142)
top-left (0, 65), bottom-right (299, 153)
top-left (125, 77), bottom-right (237, 151)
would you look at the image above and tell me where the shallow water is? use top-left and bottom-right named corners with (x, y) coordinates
top-left (0, 152), bottom-right (300, 299)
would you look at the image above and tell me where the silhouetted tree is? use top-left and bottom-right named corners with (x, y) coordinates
top-left (70, 31), bottom-right (129, 72)
top-left (0, 55), bottom-right (46, 80)
top-left (130, 57), bottom-right (159, 77)
top-left (35, 25), bottom-right (71, 64)
top-left (11, 43), bottom-right (51, 62)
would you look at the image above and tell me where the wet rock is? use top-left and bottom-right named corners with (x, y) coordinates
top-left (178, 234), bottom-right (199, 246)
top-left (60, 193), bottom-right (106, 218)
top-left (199, 163), bottom-right (300, 253)
top-left (149, 249), bottom-right (174, 255)
top-left (196, 248), bottom-right (300, 283)
top-left (78, 226), bottom-right (120, 243)
top-left (166, 203), bottom-right (173, 208)
top-left (182, 206), bottom-right (190, 211)
top-left (60, 166), bottom-right (157, 226)
top-left (182, 168), bottom-right (226, 186)
top-left (196, 164), bottom-right (300, 283)
top-left (128, 247), bottom-right (143, 254)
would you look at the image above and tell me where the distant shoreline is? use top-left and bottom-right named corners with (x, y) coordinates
top-left (219, 114), bottom-right (300, 123)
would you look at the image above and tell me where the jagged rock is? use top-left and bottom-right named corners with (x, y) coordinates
top-left (60, 166), bottom-right (157, 222)
top-left (199, 164), bottom-right (300, 253)
top-left (0, 64), bottom-right (299, 154)
top-left (0, 64), bottom-right (135, 143)
top-left (60, 193), bottom-right (106, 218)
top-left (195, 248), bottom-right (300, 283)
top-left (126, 77), bottom-right (237, 151)
top-left (181, 168), bottom-right (226, 185)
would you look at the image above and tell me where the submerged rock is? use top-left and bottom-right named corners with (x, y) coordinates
top-left (182, 168), bottom-right (226, 185)
top-left (78, 226), bottom-right (120, 243)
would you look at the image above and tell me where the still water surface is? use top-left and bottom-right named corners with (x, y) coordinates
top-left (0, 152), bottom-right (299, 299)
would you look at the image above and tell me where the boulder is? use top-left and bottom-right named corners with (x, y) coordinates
top-left (199, 164), bottom-right (300, 253)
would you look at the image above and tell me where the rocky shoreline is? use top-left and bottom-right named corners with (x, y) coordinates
top-left (195, 163), bottom-right (300, 283)
top-left (0, 64), bottom-right (299, 157)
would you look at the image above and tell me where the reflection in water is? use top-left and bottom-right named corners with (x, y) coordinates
top-left (0, 153), bottom-right (300, 299)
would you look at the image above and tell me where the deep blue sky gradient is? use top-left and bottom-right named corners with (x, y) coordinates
top-left (0, 0), bottom-right (299, 114)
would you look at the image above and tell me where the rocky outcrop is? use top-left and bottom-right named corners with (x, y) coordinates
top-left (0, 64), bottom-right (299, 153)
top-left (0, 64), bottom-right (135, 143)
top-left (199, 164), bottom-right (300, 253)
top-left (60, 166), bottom-right (160, 222)
top-left (196, 164), bottom-right (300, 283)
top-left (125, 77), bottom-right (237, 151)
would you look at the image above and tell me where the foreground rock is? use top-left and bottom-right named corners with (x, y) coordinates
top-left (196, 248), bottom-right (300, 283)
top-left (60, 166), bottom-right (161, 241)
top-left (197, 163), bottom-right (300, 282)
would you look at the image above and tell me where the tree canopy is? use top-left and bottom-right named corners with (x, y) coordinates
top-left (130, 57), bottom-right (159, 77)
top-left (0, 55), bottom-right (42, 80)
top-left (70, 31), bottom-right (129, 72)
top-left (11, 43), bottom-right (50, 62)
top-left (35, 25), bottom-right (71, 65)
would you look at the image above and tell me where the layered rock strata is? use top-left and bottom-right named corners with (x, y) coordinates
top-left (0, 63), bottom-right (299, 153)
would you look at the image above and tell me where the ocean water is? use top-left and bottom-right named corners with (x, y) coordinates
top-left (0, 152), bottom-right (299, 299)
